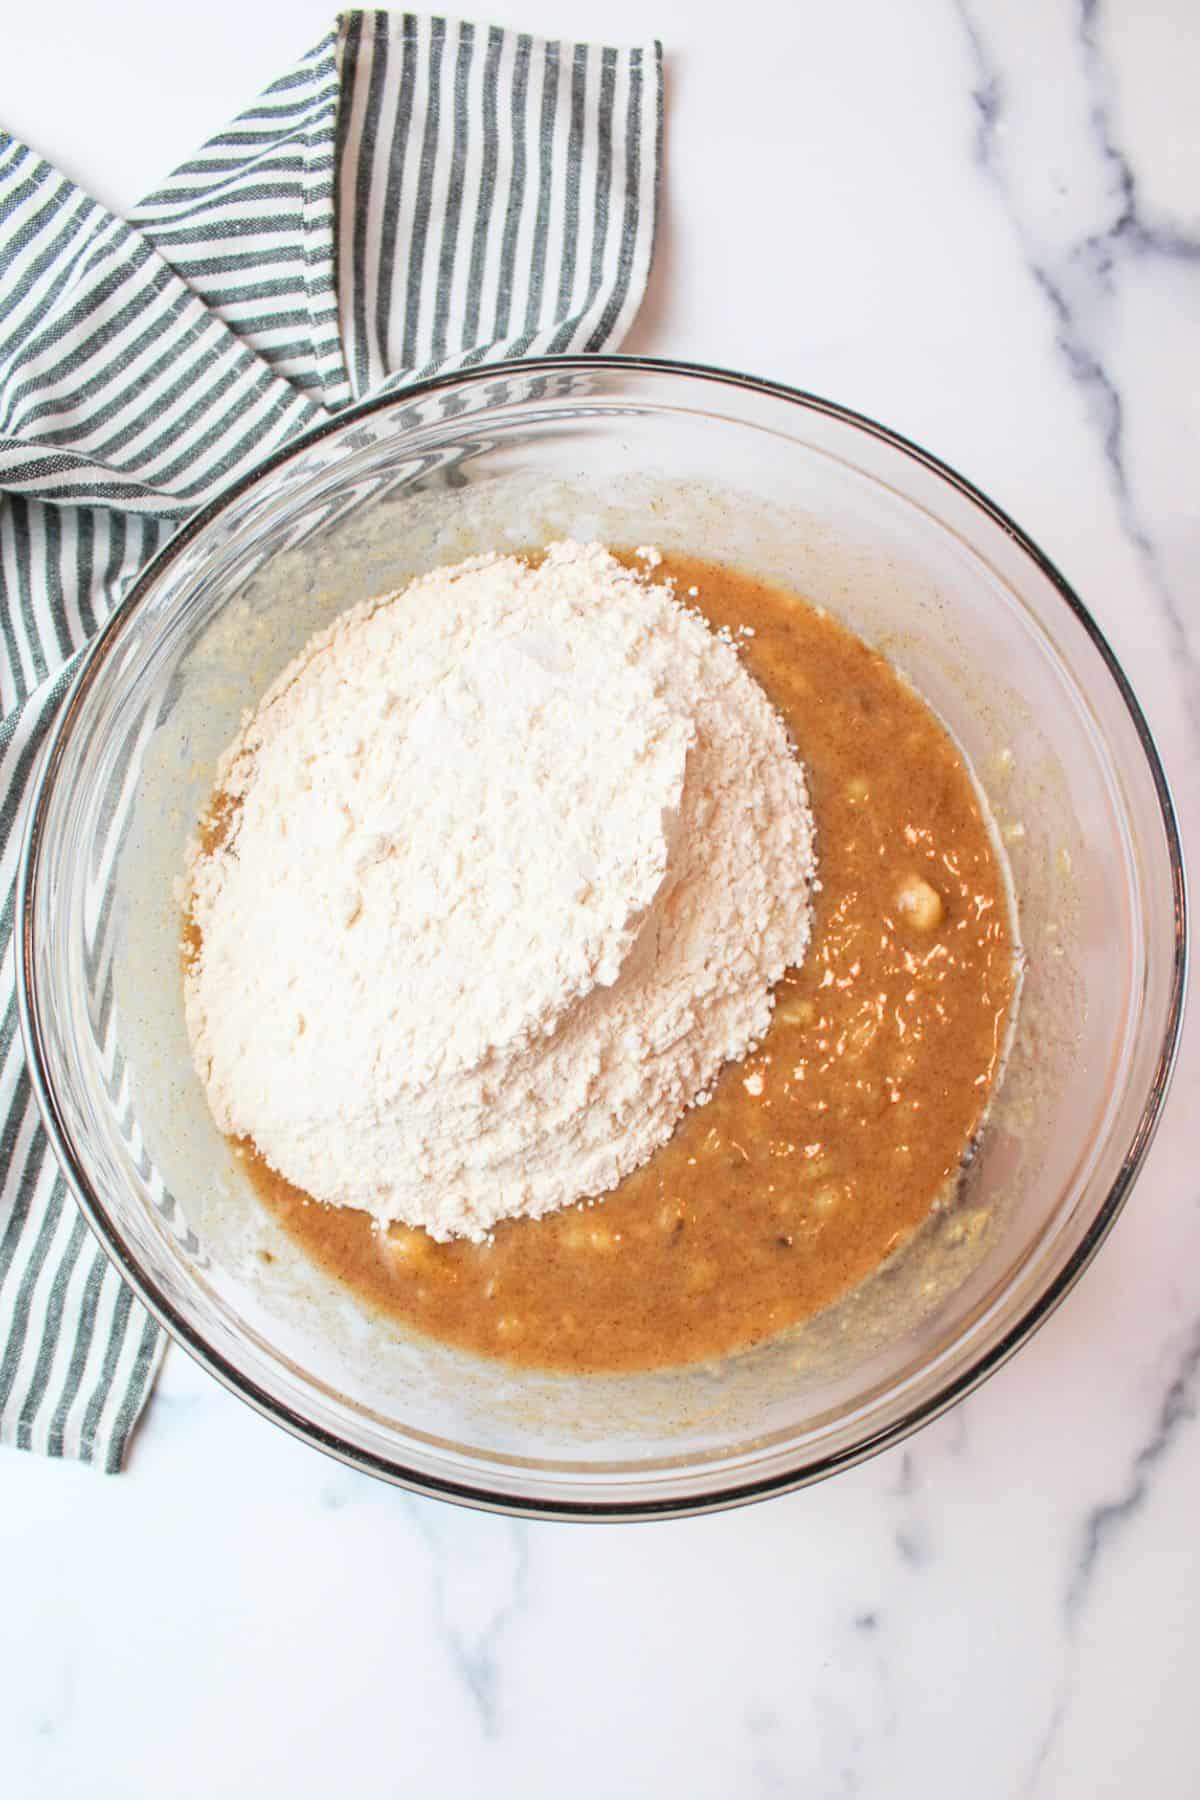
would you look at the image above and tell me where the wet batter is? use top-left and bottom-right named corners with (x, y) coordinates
top-left (220, 553), bottom-right (1016, 1372)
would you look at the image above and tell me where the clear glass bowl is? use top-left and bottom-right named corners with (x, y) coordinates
top-left (17, 358), bottom-right (1186, 1518)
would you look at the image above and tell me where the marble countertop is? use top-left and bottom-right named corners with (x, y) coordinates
top-left (3, 1), bottom-right (1198, 1794)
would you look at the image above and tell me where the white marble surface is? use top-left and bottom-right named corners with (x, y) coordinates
top-left (3, 1), bottom-right (1199, 1794)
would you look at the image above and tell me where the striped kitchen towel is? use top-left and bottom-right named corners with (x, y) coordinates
top-left (0, 11), bottom-right (662, 1471)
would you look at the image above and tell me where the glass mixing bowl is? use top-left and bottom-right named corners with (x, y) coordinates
top-left (17, 357), bottom-right (1186, 1518)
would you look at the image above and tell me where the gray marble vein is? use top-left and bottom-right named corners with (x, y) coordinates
top-left (1078, 0), bottom-right (1200, 265)
top-left (1025, 1693), bottom-right (1071, 1798)
top-left (1065, 1309), bottom-right (1200, 1627)
top-left (1025, 1310), bottom-right (1200, 1792)
top-left (406, 1497), bottom-right (531, 1737)
top-left (955, 0), bottom-right (1200, 730)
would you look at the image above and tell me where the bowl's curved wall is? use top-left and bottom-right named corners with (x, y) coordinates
top-left (19, 360), bottom-right (1185, 1517)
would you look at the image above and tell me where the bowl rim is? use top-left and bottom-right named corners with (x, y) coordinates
top-left (16, 352), bottom-right (1189, 1520)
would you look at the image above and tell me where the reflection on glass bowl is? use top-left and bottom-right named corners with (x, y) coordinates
top-left (17, 357), bottom-right (1186, 1519)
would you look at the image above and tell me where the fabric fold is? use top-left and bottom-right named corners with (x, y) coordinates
top-left (0, 9), bottom-right (662, 1471)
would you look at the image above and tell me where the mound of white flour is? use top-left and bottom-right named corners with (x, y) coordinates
top-left (184, 541), bottom-right (816, 1241)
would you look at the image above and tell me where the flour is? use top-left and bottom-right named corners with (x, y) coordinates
top-left (184, 542), bottom-right (816, 1242)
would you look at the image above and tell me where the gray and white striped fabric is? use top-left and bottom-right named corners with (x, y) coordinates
top-left (0, 10), bottom-right (662, 1471)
